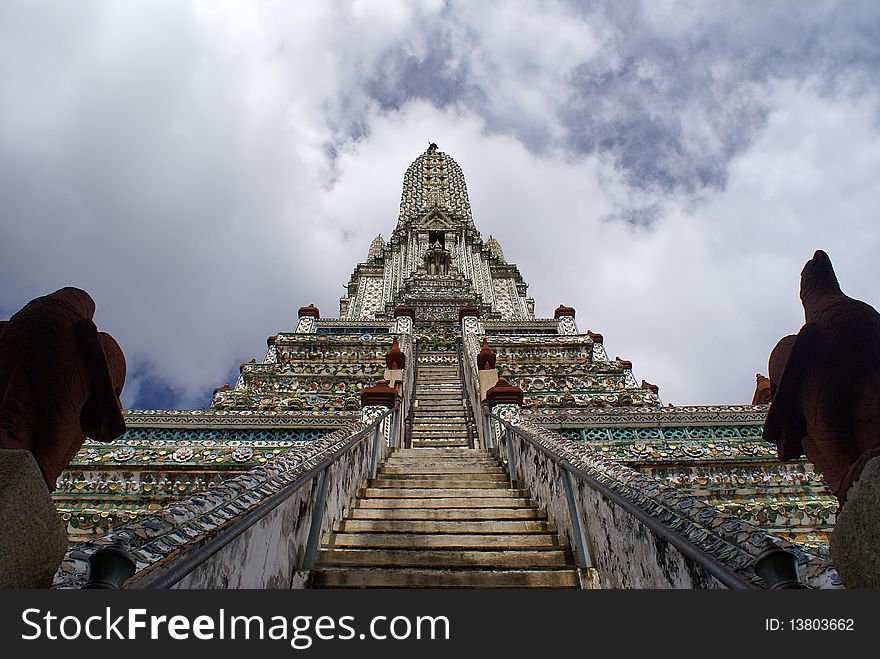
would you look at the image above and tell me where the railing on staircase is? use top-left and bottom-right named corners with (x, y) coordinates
top-left (403, 341), bottom-right (418, 449)
top-left (459, 336), bottom-right (486, 449)
top-left (455, 337), bottom-right (477, 449)
top-left (127, 406), bottom-right (399, 589)
top-left (483, 411), bottom-right (755, 589)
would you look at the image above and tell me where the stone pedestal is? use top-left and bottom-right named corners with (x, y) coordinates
top-left (0, 449), bottom-right (68, 588)
top-left (384, 368), bottom-right (404, 393)
top-left (479, 368), bottom-right (499, 401)
top-left (830, 456), bottom-right (880, 588)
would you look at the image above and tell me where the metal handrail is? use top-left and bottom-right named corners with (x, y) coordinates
top-left (132, 406), bottom-right (397, 589)
top-left (484, 411), bottom-right (752, 590)
top-left (404, 341), bottom-right (418, 448)
top-left (459, 335), bottom-right (486, 449)
top-left (456, 336), bottom-right (478, 448)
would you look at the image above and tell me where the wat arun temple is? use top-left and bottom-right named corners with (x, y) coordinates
top-left (51, 145), bottom-right (840, 589)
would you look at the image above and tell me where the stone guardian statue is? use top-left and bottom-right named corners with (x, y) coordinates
top-left (763, 250), bottom-right (880, 587)
top-left (0, 287), bottom-right (126, 587)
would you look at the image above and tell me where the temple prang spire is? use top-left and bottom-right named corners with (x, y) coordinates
top-left (339, 144), bottom-right (533, 321)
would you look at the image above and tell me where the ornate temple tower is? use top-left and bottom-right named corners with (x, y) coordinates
top-left (341, 143), bottom-right (534, 322)
top-left (51, 143), bottom-right (838, 589)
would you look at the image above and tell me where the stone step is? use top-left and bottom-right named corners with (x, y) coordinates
top-left (380, 464), bottom-right (495, 473)
top-left (334, 519), bottom-right (554, 533)
top-left (316, 548), bottom-right (570, 568)
top-left (374, 474), bottom-right (508, 485)
top-left (380, 463), bottom-right (497, 473)
top-left (409, 427), bottom-right (469, 432)
top-left (409, 428), bottom-right (469, 435)
top-left (328, 533), bottom-right (561, 550)
top-left (359, 487), bottom-right (525, 498)
top-left (414, 401), bottom-right (465, 408)
top-left (390, 448), bottom-right (488, 457)
top-left (413, 410), bottom-right (465, 416)
top-left (379, 465), bottom-right (504, 475)
top-left (311, 568), bottom-right (579, 588)
top-left (410, 440), bottom-right (470, 448)
top-left (410, 423), bottom-right (469, 429)
top-left (409, 432), bottom-right (471, 437)
top-left (369, 478), bottom-right (508, 488)
top-left (412, 428), bottom-right (467, 437)
top-left (382, 457), bottom-right (497, 466)
top-left (411, 422), bottom-right (468, 427)
top-left (349, 508), bottom-right (545, 520)
top-left (354, 497), bottom-right (532, 509)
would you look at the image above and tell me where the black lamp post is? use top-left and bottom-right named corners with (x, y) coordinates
top-left (754, 540), bottom-right (809, 589)
top-left (83, 541), bottom-right (137, 589)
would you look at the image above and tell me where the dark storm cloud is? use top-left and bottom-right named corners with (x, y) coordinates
top-left (349, 1), bottom-right (880, 197)
top-left (556, 0), bottom-right (880, 193)
top-left (364, 33), bottom-right (473, 112)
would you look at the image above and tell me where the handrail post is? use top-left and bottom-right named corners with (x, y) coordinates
top-left (389, 404), bottom-right (400, 448)
top-left (505, 426), bottom-right (517, 483)
top-left (483, 405), bottom-right (495, 452)
top-left (560, 466), bottom-right (592, 567)
top-left (302, 466), bottom-right (331, 571)
top-left (369, 424), bottom-right (381, 480)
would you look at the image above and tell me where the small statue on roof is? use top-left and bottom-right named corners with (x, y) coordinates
top-left (427, 142), bottom-right (438, 154)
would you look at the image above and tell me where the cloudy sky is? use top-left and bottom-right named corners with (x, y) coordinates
top-left (2, 0), bottom-right (879, 410)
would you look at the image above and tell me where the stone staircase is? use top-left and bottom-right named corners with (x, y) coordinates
top-left (310, 448), bottom-right (580, 588)
top-left (409, 353), bottom-right (471, 448)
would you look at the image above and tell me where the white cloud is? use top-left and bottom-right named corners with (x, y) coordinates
top-left (1, 2), bottom-right (879, 411)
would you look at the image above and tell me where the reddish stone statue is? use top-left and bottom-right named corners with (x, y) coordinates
top-left (0, 288), bottom-right (126, 489)
top-left (752, 374), bottom-right (771, 405)
top-left (385, 337), bottom-right (405, 370)
top-left (764, 250), bottom-right (880, 504)
top-left (477, 339), bottom-right (496, 371)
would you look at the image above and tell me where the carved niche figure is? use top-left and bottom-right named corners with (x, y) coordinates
top-left (0, 287), bottom-right (127, 489)
top-left (763, 250), bottom-right (880, 504)
top-left (424, 240), bottom-right (450, 276)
